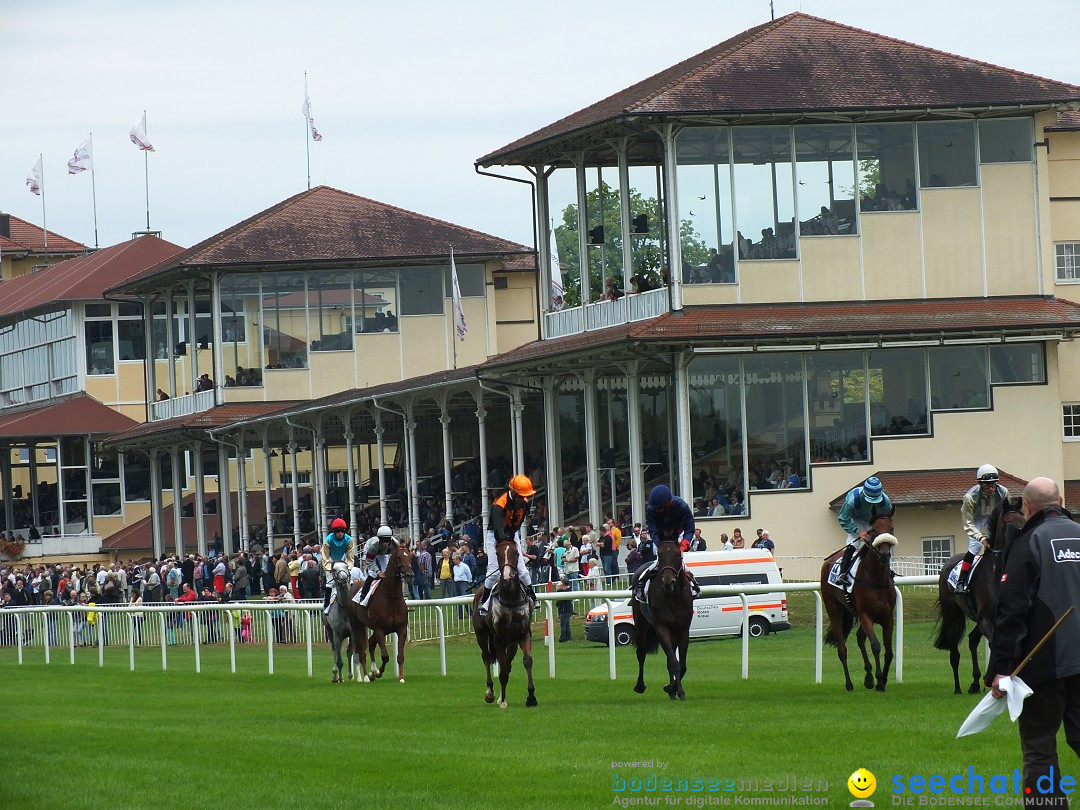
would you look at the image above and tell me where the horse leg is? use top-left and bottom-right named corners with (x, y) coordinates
top-left (396, 630), bottom-right (406, 684)
top-left (356, 625), bottom-right (371, 683)
top-left (368, 631), bottom-right (386, 679)
top-left (330, 635), bottom-right (342, 683)
top-left (654, 627), bottom-right (680, 700)
top-left (966, 627), bottom-right (983, 694)
top-left (855, 624), bottom-right (876, 690)
top-left (634, 637), bottom-right (648, 694)
top-left (672, 630), bottom-right (689, 701)
top-left (878, 616), bottom-right (893, 692)
top-left (948, 639), bottom-right (964, 695)
top-left (475, 628), bottom-right (496, 703)
top-left (828, 607), bottom-right (855, 692)
top-left (497, 647), bottom-right (515, 709)
top-left (522, 636), bottom-right (537, 708)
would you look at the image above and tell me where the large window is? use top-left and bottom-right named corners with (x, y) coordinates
top-left (399, 266), bottom-right (443, 316)
top-left (352, 269), bottom-right (398, 334)
top-left (795, 124), bottom-right (857, 236)
top-left (867, 348), bottom-right (927, 437)
top-left (584, 166), bottom-right (622, 299)
top-left (1056, 243), bottom-right (1080, 283)
top-left (733, 127), bottom-right (796, 260)
top-left (123, 452), bottom-right (150, 501)
top-left (918, 121), bottom-right (977, 188)
top-left (0, 310), bottom-right (77, 406)
top-left (676, 127), bottom-right (735, 284)
top-left (979, 118), bottom-right (1033, 164)
top-left (807, 351), bottom-right (869, 463)
top-left (116, 303), bottom-right (145, 361)
top-left (990, 343), bottom-right (1045, 385)
top-left (84, 320), bottom-right (114, 375)
top-left (262, 273), bottom-right (308, 369)
top-left (688, 355), bottom-right (745, 515)
top-left (1064, 404), bottom-right (1080, 440)
top-left (220, 274), bottom-right (262, 386)
top-left (743, 354), bottom-right (806, 490)
top-left (856, 123), bottom-right (917, 212)
top-left (90, 443), bottom-right (121, 517)
top-left (930, 346), bottom-right (988, 411)
top-left (309, 270), bottom-right (354, 352)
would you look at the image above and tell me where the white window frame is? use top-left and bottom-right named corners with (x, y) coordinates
top-left (1056, 242), bottom-right (1080, 283)
top-left (1064, 404), bottom-right (1080, 441)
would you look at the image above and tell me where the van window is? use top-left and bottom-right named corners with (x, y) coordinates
top-left (697, 573), bottom-right (770, 587)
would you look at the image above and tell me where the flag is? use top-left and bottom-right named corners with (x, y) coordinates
top-left (450, 247), bottom-right (467, 341)
top-left (67, 136), bottom-right (93, 174)
top-left (26, 157), bottom-right (42, 195)
top-left (302, 79), bottom-right (323, 142)
top-left (550, 228), bottom-right (565, 310)
top-left (129, 113), bottom-right (154, 151)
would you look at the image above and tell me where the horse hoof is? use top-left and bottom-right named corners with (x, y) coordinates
top-left (633, 683), bottom-right (646, 694)
top-left (845, 683), bottom-right (854, 692)
top-left (663, 684), bottom-right (674, 694)
top-left (678, 693), bottom-right (686, 701)
top-left (864, 678), bottom-right (874, 690)
top-left (875, 684), bottom-right (887, 693)
top-left (967, 684), bottom-right (981, 695)
top-left (484, 692), bottom-right (495, 704)
top-left (498, 700), bottom-right (508, 709)
top-left (669, 691), bottom-right (678, 701)
top-left (526, 695), bottom-right (538, 708)
top-left (362, 675), bottom-right (371, 683)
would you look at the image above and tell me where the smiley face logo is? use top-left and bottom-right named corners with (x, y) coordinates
top-left (847, 768), bottom-right (877, 799)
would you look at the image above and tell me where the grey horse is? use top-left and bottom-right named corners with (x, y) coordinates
top-left (322, 561), bottom-right (354, 683)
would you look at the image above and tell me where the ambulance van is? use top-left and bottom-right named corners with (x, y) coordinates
top-left (584, 549), bottom-right (790, 645)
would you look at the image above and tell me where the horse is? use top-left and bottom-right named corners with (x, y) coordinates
top-left (631, 539), bottom-right (694, 700)
top-left (321, 560), bottom-right (354, 683)
top-left (472, 539), bottom-right (537, 708)
top-left (348, 541), bottom-right (414, 683)
top-left (821, 508), bottom-right (897, 692)
top-left (933, 496), bottom-right (1025, 694)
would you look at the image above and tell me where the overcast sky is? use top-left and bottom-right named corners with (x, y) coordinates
top-left (3, 0), bottom-right (1078, 254)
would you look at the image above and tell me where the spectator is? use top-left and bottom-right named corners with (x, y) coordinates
top-left (556, 578), bottom-right (574, 642)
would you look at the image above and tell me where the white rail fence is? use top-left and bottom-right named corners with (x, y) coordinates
top-left (0, 577), bottom-right (939, 682)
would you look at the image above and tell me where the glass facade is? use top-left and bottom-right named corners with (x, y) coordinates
top-left (0, 309), bottom-right (77, 406)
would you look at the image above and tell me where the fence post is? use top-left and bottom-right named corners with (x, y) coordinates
top-left (128, 614), bottom-right (135, 672)
top-left (160, 613), bottom-right (168, 671)
top-left (228, 607), bottom-right (237, 674)
top-left (267, 610), bottom-right (275, 676)
top-left (193, 609), bottom-right (202, 674)
top-left (545, 599), bottom-right (555, 679)
top-left (69, 611), bottom-right (75, 665)
top-left (604, 598), bottom-right (617, 681)
top-left (305, 609), bottom-right (312, 678)
top-left (435, 606), bottom-right (446, 676)
top-left (15, 613), bottom-right (23, 664)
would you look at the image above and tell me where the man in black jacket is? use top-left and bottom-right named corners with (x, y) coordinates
top-left (987, 477), bottom-right (1080, 808)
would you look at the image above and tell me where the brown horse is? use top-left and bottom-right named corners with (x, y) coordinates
top-left (631, 540), bottom-right (694, 700)
top-left (821, 508), bottom-right (897, 692)
top-left (933, 496), bottom-right (1024, 694)
top-left (472, 540), bottom-right (537, 708)
top-left (348, 541), bottom-right (414, 683)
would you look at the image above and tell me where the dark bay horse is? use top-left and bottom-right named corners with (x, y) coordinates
top-left (348, 541), bottom-right (414, 683)
top-left (322, 561), bottom-right (353, 683)
top-left (631, 540), bottom-right (694, 700)
top-left (472, 539), bottom-right (537, 708)
top-left (822, 508), bottom-right (897, 692)
top-left (933, 496), bottom-right (1024, 694)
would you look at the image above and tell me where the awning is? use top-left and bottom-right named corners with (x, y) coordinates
top-left (0, 394), bottom-right (138, 440)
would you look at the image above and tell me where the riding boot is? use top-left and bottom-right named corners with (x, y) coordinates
top-left (955, 553), bottom-right (975, 594)
top-left (524, 583), bottom-right (538, 612)
top-left (322, 588), bottom-right (332, 615)
top-left (837, 545), bottom-right (855, 585)
top-left (685, 569), bottom-right (701, 598)
top-left (478, 585), bottom-right (492, 617)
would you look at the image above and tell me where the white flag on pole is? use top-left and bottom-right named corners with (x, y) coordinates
top-left (129, 113), bottom-right (155, 151)
top-left (550, 228), bottom-right (565, 310)
top-left (451, 247), bottom-right (467, 341)
top-left (26, 157), bottom-right (42, 195)
top-left (302, 79), bottom-right (323, 142)
top-left (67, 136), bottom-right (93, 174)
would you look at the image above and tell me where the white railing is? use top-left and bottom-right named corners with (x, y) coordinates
top-left (151, 388), bottom-right (216, 421)
top-left (0, 574), bottom-right (939, 683)
top-left (544, 286), bottom-right (670, 339)
top-left (6, 534), bottom-right (103, 559)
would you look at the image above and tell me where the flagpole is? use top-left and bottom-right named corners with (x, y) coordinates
top-left (143, 111), bottom-right (151, 231)
top-left (89, 133), bottom-right (99, 249)
top-left (450, 244), bottom-right (458, 370)
top-left (304, 72), bottom-right (311, 190)
top-left (39, 154), bottom-right (49, 265)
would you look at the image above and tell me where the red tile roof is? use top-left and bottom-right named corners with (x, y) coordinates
top-left (480, 13), bottom-right (1080, 166)
top-left (829, 469), bottom-right (1028, 508)
top-left (1047, 110), bottom-right (1080, 132)
top-left (0, 235), bottom-right (181, 321)
top-left (0, 394), bottom-right (138, 439)
top-left (107, 402), bottom-right (299, 447)
top-left (482, 296), bottom-right (1080, 370)
top-left (1066, 481), bottom-right (1080, 511)
top-left (112, 186), bottom-right (533, 294)
top-left (0, 212), bottom-right (87, 255)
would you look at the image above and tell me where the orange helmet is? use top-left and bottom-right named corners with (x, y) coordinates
top-left (508, 474), bottom-right (536, 498)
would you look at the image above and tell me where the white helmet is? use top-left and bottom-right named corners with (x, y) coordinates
top-left (377, 525), bottom-right (394, 540)
top-left (976, 464), bottom-right (999, 483)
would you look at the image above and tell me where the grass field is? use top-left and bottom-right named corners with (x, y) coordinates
top-left (1, 588), bottom-right (1048, 809)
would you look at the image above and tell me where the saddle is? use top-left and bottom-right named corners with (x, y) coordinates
top-left (947, 555), bottom-right (987, 591)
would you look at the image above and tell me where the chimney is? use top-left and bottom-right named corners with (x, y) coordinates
top-left (0, 213), bottom-right (10, 239)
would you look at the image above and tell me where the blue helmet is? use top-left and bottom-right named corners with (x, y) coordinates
top-left (648, 485), bottom-right (673, 511)
top-left (861, 477), bottom-right (884, 503)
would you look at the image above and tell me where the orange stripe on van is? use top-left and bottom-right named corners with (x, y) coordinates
top-left (685, 557), bottom-right (774, 567)
top-left (720, 603), bottom-right (783, 612)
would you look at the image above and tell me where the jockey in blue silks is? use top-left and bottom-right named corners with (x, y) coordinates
top-left (634, 485), bottom-right (701, 600)
top-left (835, 476), bottom-right (892, 586)
top-left (321, 517), bottom-right (355, 610)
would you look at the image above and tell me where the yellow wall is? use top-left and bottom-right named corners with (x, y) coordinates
top-left (737, 260), bottom-right (800, 303)
top-left (682, 284), bottom-right (739, 307)
top-left (861, 212), bottom-right (923, 300)
top-left (799, 236), bottom-right (860, 302)
top-left (983, 163), bottom-right (1039, 296)
top-left (310, 351), bottom-right (357, 399)
top-left (354, 332), bottom-right (401, 388)
top-left (922, 188), bottom-right (984, 298)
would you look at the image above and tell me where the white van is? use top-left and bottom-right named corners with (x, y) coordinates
top-left (584, 549), bottom-right (790, 645)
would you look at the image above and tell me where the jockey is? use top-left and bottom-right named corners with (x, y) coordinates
top-left (357, 525), bottom-right (395, 605)
top-left (636, 485), bottom-right (701, 600)
top-left (479, 474), bottom-right (538, 616)
top-left (320, 517), bottom-right (355, 610)
top-left (955, 464), bottom-right (1008, 594)
top-left (835, 476), bottom-right (892, 586)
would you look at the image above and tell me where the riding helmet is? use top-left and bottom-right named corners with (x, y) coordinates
top-left (861, 477), bottom-right (884, 503)
top-left (648, 484), bottom-right (673, 511)
top-left (508, 474), bottom-right (536, 498)
top-left (377, 525), bottom-right (394, 539)
top-left (976, 464), bottom-right (999, 483)
top-left (330, 517), bottom-right (347, 531)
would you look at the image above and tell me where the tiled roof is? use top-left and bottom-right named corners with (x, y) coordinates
top-left (1066, 481), bottom-right (1080, 511)
top-left (0, 213), bottom-right (87, 254)
top-left (107, 402), bottom-right (298, 447)
top-left (480, 13), bottom-right (1080, 166)
top-left (1047, 110), bottom-right (1080, 132)
top-left (113, 186), bottom-right (533, 293)
top-left (0, 236), bottom-right (181, 321)
top-left (828, 469), bottom-right (1028, 509)
top-left (0, 394), bottom-right (138, 439)
top-left (481, 296), bottom-right (1080, 371)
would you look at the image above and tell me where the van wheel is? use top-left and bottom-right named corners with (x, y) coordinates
top-left (748, 617), bottom-right (769, 638)
top-left (614, 625), bottom-right (635, 646)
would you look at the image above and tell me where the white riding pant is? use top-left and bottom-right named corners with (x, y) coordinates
top-left (966, 536), bottom-right (985, 557)
top-left (484, 530), bottom-right (531, 589)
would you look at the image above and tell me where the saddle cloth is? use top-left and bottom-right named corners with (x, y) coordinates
top-left (826, 555), bottom-right (863, 593)
top-left (353, 579), bottom-right (379, 604)
top-left (946, 554), bottom-right (986, 590)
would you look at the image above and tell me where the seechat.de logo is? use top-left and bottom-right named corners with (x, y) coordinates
top-left (848, 767), bottom-right (877, 807)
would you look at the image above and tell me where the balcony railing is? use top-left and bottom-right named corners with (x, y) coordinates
top-left (3, 534), bottom-right (104, 560)
top-left (151, 389), bottom-right (216, 421)
top-left (544, 286), bottom-right (670, 339)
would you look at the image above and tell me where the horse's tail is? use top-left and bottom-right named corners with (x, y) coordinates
top-left (932, 590), bottom-right (965, 651)
top-left (634, 620), bottom-right (659, 655)
top-left (823, 611), bottom-right (853, 647)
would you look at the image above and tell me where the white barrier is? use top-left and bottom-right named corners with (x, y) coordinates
top-left (0, 575), bottom-right (939, 683)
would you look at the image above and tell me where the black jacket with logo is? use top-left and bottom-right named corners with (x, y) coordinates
top-left (987, 505), bottom-right (1080, 686)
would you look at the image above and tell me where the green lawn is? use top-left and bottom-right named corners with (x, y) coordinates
top-left (0, 590), bottom-right (1044, 809)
